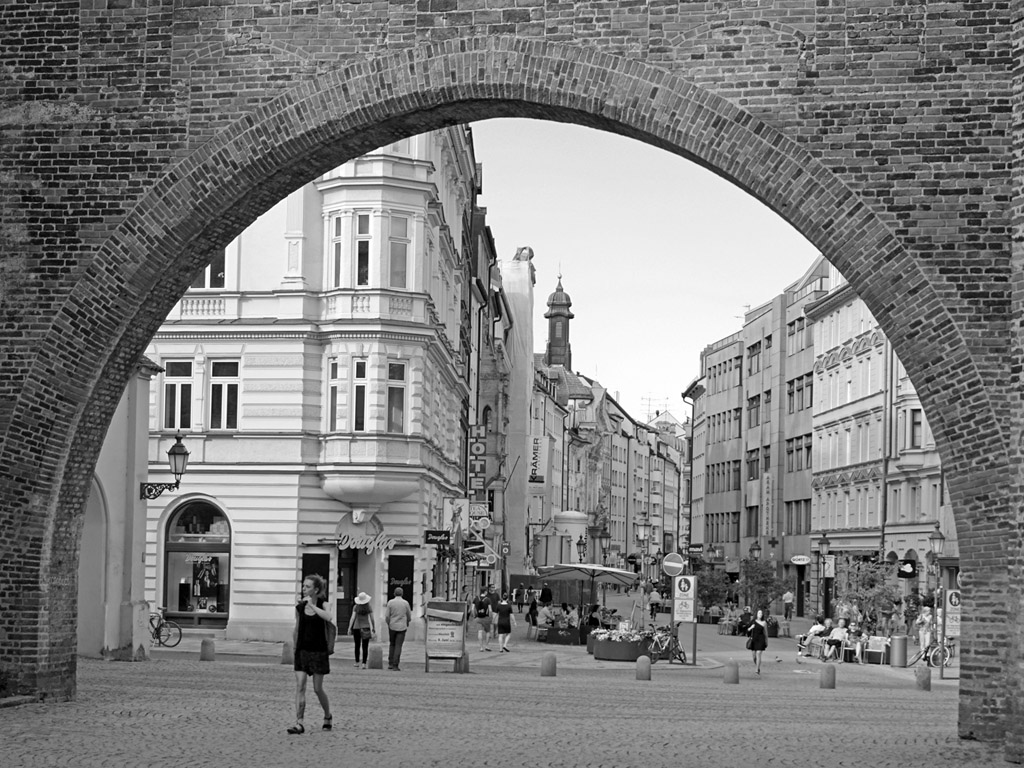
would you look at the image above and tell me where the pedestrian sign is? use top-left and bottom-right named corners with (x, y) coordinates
top-left (945, 590), bottom-right (961, 638)
top-left (672, 575), bottom-right (696, 623)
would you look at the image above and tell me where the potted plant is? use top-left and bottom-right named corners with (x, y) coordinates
top-left (765, 614), bottom-right (779, 638)
top-left (591, 627), bottom-right (656, 661)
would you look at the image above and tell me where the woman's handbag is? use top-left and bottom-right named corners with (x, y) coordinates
top-left (325, 621), bottom-right (337, 655)
top-left (745, 637), bottom-right (753, 650)
top-left (360, 626), bottom-right (372, 641)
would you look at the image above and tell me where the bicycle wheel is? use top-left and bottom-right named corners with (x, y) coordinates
top-left (159, 621), bottom-right (183, 648)
top-left (647, 638), bottom-right (667, 663)
top-left (907, 648), bottom-right (924, 666)
top-left (669, 640), bottom-right (686, 664)
top-left (928, 644), bottom-right (950, 668)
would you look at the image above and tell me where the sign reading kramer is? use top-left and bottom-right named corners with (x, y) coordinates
top-left (673, 575), bottom-right (696, 623)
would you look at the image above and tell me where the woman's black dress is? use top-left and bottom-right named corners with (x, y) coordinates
top-left (294, 598), bottom-right (331, 675)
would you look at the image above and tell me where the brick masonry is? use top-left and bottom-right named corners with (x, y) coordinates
top-left (0, 1), bottom-right (1021, 760)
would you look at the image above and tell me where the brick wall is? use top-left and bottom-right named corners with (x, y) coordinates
top-left (0, 1), bottom-right (1020, 759)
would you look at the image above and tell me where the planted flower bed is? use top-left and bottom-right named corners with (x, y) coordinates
top-left (590, 628), bottom-right (655, 662)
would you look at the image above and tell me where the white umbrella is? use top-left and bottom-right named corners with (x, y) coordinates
top-left (537, 563), bottom-right (639, 608)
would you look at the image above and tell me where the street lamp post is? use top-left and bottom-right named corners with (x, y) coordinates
top-left (596, 525), bottom-right (612, 607)
top-left (634, 518), bottom-right (652, 627)
top-left (817, 533), bottom-right (832, 619)
top-left (576, 534), bottom-right (587, 564)
top-left (928, 521), bottom-right (946, 678)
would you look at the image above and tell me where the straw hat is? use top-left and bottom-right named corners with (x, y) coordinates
top-left (354, 592), bottom-right (371, 605)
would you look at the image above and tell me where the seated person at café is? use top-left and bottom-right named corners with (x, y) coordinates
top-left (737, 606), bottom-right (754, 635)
top-left (797, 616), bottom-right (830, 658)
top-left (823, 618), bottom-right (849, 661)
top-left (566, 604), bottom-right (580, 628)
top-left (537, 603), bottom-right (555, 627)
top-left (588, 605), bottom-right (602, 628)
top-left (844, 621), bottom-right (866, 664)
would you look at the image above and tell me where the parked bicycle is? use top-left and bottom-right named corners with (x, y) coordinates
top-left (647, 624), bottom-right (687, 664)
top-left (907, 635), bottom-right (956, 668)
top-left (149, 606), bottom-right (182, 648)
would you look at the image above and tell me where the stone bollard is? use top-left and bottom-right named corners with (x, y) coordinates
top-left (540, 652), bottom-right (557, 677)
top-left (281, 641), bottom-right (294, 665)
top-left (723, 658), bottom-right (739, 684)
top-left (915, 666), bottom-right (931, 691)
top-left (367, 645), bottom-right (384, 670)
top-left (636, 655), bottom-right (651, 681)
top-left (820, 664), bottom-right (836, 689)
top-left (199, 638), bottom-right (216, 662)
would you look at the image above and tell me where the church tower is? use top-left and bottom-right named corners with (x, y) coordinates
top-left (544, 275), bottom-right (574, 369)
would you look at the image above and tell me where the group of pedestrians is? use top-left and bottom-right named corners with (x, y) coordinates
top-left (472, 587), bottom-right (517, 652)
top-left (286, 575), bottom-right (413, 735)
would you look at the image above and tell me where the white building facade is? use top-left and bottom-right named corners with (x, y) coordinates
top-left (142, 129), bottom-right (509, 641)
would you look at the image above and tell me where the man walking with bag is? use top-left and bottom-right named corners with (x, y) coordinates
top-left (384, 587), bottom-right (413, 671)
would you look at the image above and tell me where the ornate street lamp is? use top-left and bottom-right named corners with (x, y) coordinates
top-left (749, 541), bottom-right (762, 560)
top-left (576, 534), bottom-right (587, 563)
top-left (597, 525), bottom-right (611, 565)
top-left (140, 432), bottom-right (190, 500)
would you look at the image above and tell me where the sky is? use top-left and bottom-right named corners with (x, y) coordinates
top-left (469, 118), bottom-right (822, 424)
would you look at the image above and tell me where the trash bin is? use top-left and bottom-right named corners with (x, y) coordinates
top-left (889, 634), bottom-right (908, 668)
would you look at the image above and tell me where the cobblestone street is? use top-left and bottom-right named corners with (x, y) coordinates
top-left (1, 623), bottom-right (998, 768)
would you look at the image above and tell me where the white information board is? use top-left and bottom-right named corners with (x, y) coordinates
top-left (672, 575), bottom-right (696, 623)
top-left (945, 590), bottom-right (961, 638)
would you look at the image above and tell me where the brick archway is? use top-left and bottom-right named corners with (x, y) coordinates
top-left (0, 28), bottom-right (1018, 759)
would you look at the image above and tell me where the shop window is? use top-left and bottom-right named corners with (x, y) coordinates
top-left (165, 501), bottom-right (231, 626)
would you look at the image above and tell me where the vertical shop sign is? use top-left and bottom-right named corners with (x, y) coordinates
top-left (387, 554), bottom-right (415, 601)
top-left (528, 434), bottom-right (547, 484)
top-left (468, 425), bottom-right (487, 497)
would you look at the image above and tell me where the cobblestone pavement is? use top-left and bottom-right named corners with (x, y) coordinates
top-left (1, 621), bottom-right (995, 768)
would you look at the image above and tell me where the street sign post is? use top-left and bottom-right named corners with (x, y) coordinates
top-left (672, 575), bottom-right (698, 665)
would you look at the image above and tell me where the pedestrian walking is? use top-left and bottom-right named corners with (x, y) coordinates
top-left (346, 591), bottom-right (375, 669)
top-left (473, 588), bottom-right (494, 651)
top-left (746, 608), bottom-right (768, 675)
top-left (782, 589), bottom-right (794, 621)
top-left (288, 574), bottom-right (333, 734)
top-left (526, 598), bottom-right (539, 638)
top-left (649, 589), bottom-right (662, 620)
top-left (384, 586), bottom-right (413, 671)
top-left (495, 593), bottom-right (516, 651)
top-left (514, 583), bottom-right (526, 613)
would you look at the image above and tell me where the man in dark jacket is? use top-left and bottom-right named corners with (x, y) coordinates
top-left (539, 583), bottom-right (553, 607)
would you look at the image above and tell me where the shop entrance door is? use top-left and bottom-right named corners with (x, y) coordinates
top-left (336, 551), bottom-right (357, 631)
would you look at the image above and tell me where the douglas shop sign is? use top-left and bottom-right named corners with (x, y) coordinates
top-left (335, 532), bottom-right (398, 554)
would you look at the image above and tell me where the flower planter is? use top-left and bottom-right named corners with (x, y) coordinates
top-left (767, 623), bottom-right (779, 638)
top-left (593, 638), bottom-right (653, 662)
top-left (545, 628), bottom-right (579, 645)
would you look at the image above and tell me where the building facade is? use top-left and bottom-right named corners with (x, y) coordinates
top-left (142, 128), bottom-right (512, 640)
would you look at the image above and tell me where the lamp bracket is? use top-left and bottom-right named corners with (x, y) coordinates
top-left (140, 480), bottom-right (181, 500)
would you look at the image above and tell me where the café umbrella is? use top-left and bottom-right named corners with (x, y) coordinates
top-left (536, 563), bottom-right (638, 609)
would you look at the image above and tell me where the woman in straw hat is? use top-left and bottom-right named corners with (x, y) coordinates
top-left (347, 591), bottom-right (376, 669)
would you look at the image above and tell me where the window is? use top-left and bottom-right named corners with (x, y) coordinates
top-left (763, 390), bottom-right (772, 422)
top-left (746, 449), bottom-right (760, 480)
top-left (747, 341), bottom-right (761, 374)
top-left (787, 379), bottom-right (795, 414)
top-left (164, 501), bottom-right (231, 624)
top-left (746, 506), bottom-right (760, 537)
top-left (328, 359), bottom-right (340, 432)
top-left (762, 446), bottom-right (771, 471)
top-left (353, 359), bottom-right (367, 432)
top-left (330, 215), bottom-right (343, 288)
top-left (190, 251), bottom-right (225, 290)
top-left (909, 408), bottom-right (923, 448)
top-left (356, 213), bottom-right (371, 287)
top-left (389, 215), bottom-right (409, 289)
top-left (747, 395), bottom-right (760, 428)
top-left (386, 362), bottom-right (406, 433)
top-left (163, 361), bottom-right (193, 430)
top-left (209, 361), bottom-right (239, 430)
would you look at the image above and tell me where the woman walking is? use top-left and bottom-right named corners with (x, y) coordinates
top-left (495, 593), bottom-right (516, 652)
top-left (347, 591), bottom-right (376, 669)
top-left (289, 574), bottom-right (334, 734)
top-left (746, 608), bottom-right (768, 675)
